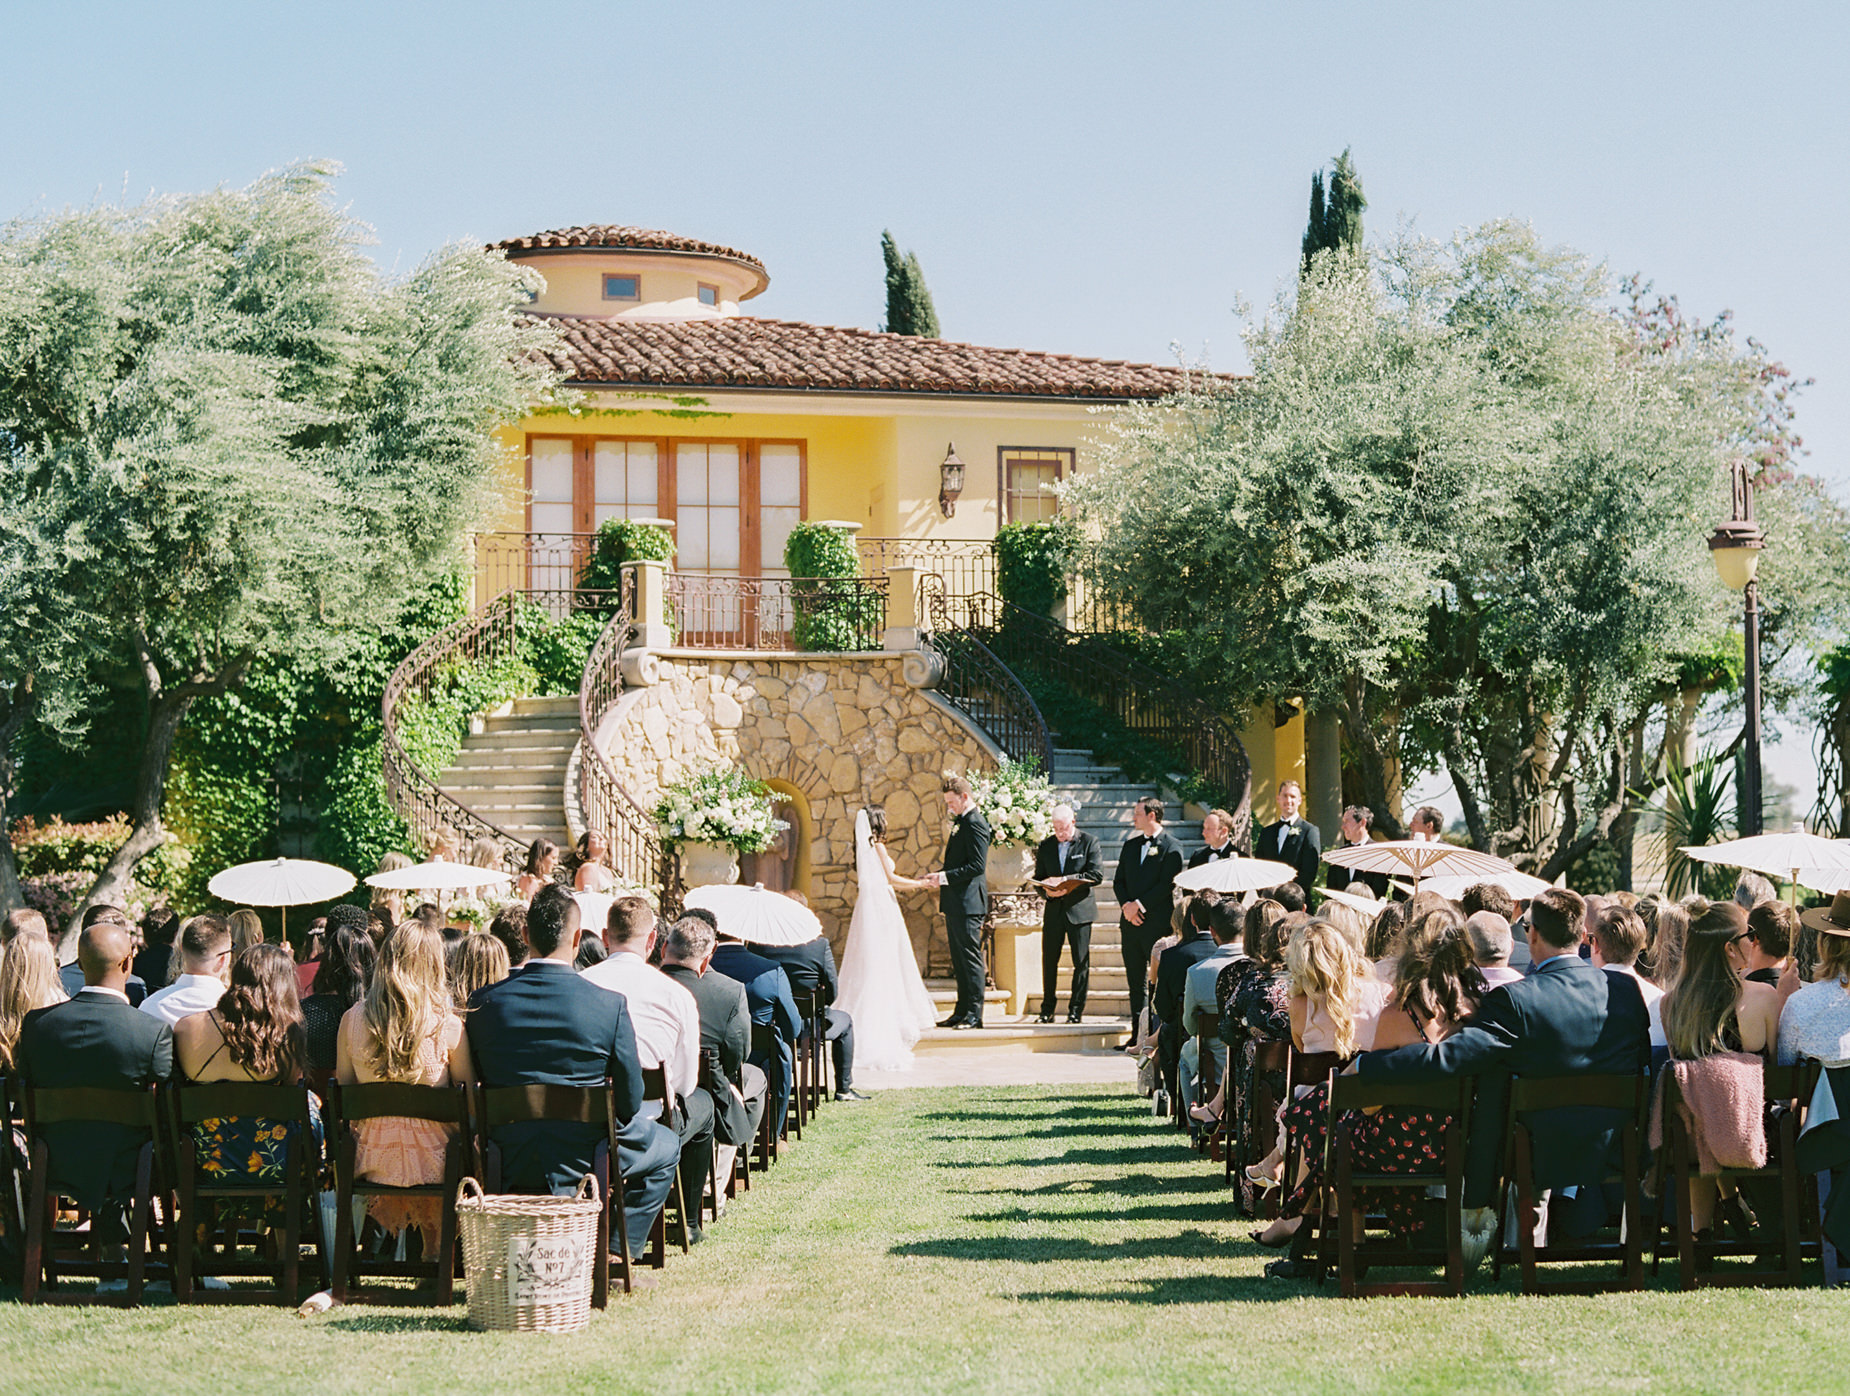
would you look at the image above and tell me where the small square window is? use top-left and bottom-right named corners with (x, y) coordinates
top-left (603, 274), bottom-right (640, 302)
top-left (697, 283), bottom-right (719, 307)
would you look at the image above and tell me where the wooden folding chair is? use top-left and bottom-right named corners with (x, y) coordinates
top-left (168, 1080), bottom-right (322, 1304)
top-left (1281, 1048), bottom-right (1347, 1198)
top-left (1658, 1060), bottom-right (1820, 1290)
top-left (1498, 1071), bottom-right (1648, 1295)
top-left (640, 1065), bottom-right (692, 1265)
top-left (19, 1082), bottom-right (171, 1306)
top-left (474, 1082), bottom-right (628, 1304)
top-left (1237, 1039), bottom-right (1290, 1209)
top-left (325, 1080), bottom-right (470, 1304)
top-left (1323, 1073), bottom-right (1474, 1297)
top-left (1192, 1012), bottom-right (1221, 1154)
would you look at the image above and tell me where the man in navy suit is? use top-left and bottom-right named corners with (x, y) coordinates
top-left (466, 885), bottom-right (679, 1260)
top-left (754, 928), bottom-right (869, 1102)
top-left (706, 921), bottom-right (804, 1138)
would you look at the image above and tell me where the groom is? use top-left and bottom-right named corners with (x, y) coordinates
top-left (923, 775), bottom-right (991, 1030)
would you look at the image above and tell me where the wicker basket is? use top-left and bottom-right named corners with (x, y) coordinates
top-left (457, 1175), bottom-right (602, 1333)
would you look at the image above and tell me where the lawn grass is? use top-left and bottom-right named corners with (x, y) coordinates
top-left (3, 1083), bottom-right (1848, 1394)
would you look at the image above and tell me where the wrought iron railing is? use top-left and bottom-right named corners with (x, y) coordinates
top-left (472, 531), bottom-right (622, 620)
top-left (577, 586), bottom-right (680, 910)
top-left (380, 590), bottom-right (531, 869)
top-left (663, 573), bottom-right (890, 652)
top-left (857, 537), bottom-right (996, 601)
top-left (976, 598), bottom-right (1254, 850)
top-left (917, 574), bottom-right (1055, 772)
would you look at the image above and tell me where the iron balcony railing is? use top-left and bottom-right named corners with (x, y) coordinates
top-left (917, 573), bottom-right (1055, 773)
top-left (662, 573), bottom-right (890, 652)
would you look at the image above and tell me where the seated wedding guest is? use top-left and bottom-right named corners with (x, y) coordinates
top-left (1742, 901), bottom-right (1797, 987)
top-left (229, 907), bottom-right (264, 953)
top-left (0, 932), bottom-right (65, 1073)
top-left (296, 918), bottom-right (327, 997)
top-left (1269, 882), bottom-right (1308, 916)
top-left (1643, 898), bottom-right (1691, 990)
top-left (575, 934), bottom-right (609, 971)
top-left (1364, 900), bottom-right (1408, 971)
top-left (1734, 872), bottom-right (1777, 913)
top-left (3, 908), bottom-right (49, 944)
top-left (567, 830), bottom-right (616, 894)
top-left (465, 884), bottom-right (678, 1262)
top-left (516, 838), bottom-right (559, 902)
top-left (1659, 900), bottom-right (1781, 1234)
top-left (1779, 892), bottom-right (1850, 1258)
top-left (709, 919), bottom-right (804, 1139)
top-left (753, 916), bottom-right (869, 1104)
top-left (448, 931), bottom-right (510, 1012)
top-left (140, 915), bottom-right (233, 1027)
top-left (171, 943), bottom-right (316, 1233)
top-left (135, 906), bottom-right (179, 990)
top-left (1460, 883), bottom-right (1528, 969)
top-left (16, 919), bottom-right (170, 1224)
top-left (60, 906), bottom-right (148, 1006)
top-left (413, 903), bottom-right (445, 937)
top-left (1355, 887), bottom-right (1651, 1246)
top-left (658, 915), bottom-right (768, 1178)
top-left (1333, 912), bottom-right (1487, 1249)
top-left (1465, 911), bottom-right (1524, 990)
top-left (1254, 918), bottom-right (1394, 1256)
top-left (1370, 892), bottom-right (1449, 985)
top-left (1589, 904), bottom-right (1666, 1049)
top-left (1193, 900), bottom-right (1286, 1147)
top-left (584, 897), bottom-right (716, 1235)
top-left (336, 917), bottom-right (473, 1257)
top-left (366, 906), bottom-right (393, 949)
top-left (1180, 900), bottom-right (1245, 1120)
top-left (1155, 894), bottom-right (1221, 1107)
top-left (302, 906), bottom-right (375, 1073)
top-left (488, 901), bottom-right (529, 969)
top-left (1319, 892), bottom-right (1372, 957)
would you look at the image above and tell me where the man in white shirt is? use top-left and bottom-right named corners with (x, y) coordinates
top-left (1588, 904), bottom-right (1666, 1049)
top-left (139, 914), bottom-right (232, 1026)
top-left (581, 895), bottom-right (715, 1239)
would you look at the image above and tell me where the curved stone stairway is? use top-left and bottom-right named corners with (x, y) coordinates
top-left (435, 695), bottom-right (576, 852)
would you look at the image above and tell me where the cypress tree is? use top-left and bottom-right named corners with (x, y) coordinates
top-left (1300, 148), bottom-right (1367, 274)
top-left (881, 230), bottom-right (941, 337)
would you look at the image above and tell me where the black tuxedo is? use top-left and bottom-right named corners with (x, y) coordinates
top-left (1154, 930), bottom-right (1218, 1096)
top-left (1257, 816), bottom-right (1322, 893)
top-left (1112, 828), bottom-right (1184, 1027)
top-left (17, 990), bottom-right (174, 1209)
top-left (659, 963), bottom-right (761, 1146)
top-left (1034, 831), bottom-right (1103, 1018)
top-left (940, 808), bottom-right (992, 1025)
top-left (1325, 841), bottom-right (1390, 899)
top-left (1359, 952), bottom-right (1651, 1207)
top-left (755, 937), bottom-right (856, 1092)
top-left (1186, 841), bottom-right (1239, 869)
top-left (465, 959), bottom-right (679, 1257)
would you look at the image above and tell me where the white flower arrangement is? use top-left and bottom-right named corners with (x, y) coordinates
top-left (654, 764), bottom-right (786, 855)
top-left (609, 880), bottom-right (661, 911)
top-left (448, 897), bottom-right (488, 928)
top-left (970, 757), bottom-right (1055, 849)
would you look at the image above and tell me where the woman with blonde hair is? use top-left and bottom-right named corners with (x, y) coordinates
top-left (0, 933), bottom-right (65, 1073)
top-left (336, 919), bottom-right (473, 1251)
top-left (448, 932), bottom-right (510, 1013)
top-left (370, 850), bottom-right (415, 924)
top-left (228, 908), bottom-right (264, 953)
top-left (1643, 899), bottom-right (1691, 990)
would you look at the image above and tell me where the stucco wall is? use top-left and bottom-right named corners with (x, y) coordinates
top-left (605, 654), bottom-right (998, 964)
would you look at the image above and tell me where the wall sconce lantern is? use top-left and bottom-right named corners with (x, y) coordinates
top-left (938, 442), bottom-right (965, 518)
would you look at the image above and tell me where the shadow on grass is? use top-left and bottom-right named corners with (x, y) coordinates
top-left (918, 1107), bottom-right (1143, 1122)
top-left (935, 1146), bottom-right (1200, 1168)
top-left (965, 1202), bottom-right (1237, 1224)
top-left (326, 1313), bottom-right (472, 1333)
top-left (951, 1173), bottom-right (1230, 1198)
top-left (1012, 1274), bottom-right (1292, 1305)
top-left (891, 1228), bottom-right (1229, 1264)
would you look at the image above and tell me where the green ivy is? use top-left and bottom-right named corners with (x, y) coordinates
top-left (994, 521), bottom-right (1078, 617)
top-left (395, 654), bottom-right (541, 782)
top-left (517, 605), bottom-right (606, 695)
top-left (785, 522), bottom-right (882, 651)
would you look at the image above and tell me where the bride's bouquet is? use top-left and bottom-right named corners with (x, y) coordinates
top-left (654, 763), bottom-right (786, 854)
top-left (970, 756), bottom-right (1055, 848)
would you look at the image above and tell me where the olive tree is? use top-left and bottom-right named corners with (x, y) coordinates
top-left (0, 163), bottom-right (558, 918)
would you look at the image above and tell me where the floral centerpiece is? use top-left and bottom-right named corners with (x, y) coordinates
top-left (448, 897), bottom-right (489, 929)
top-left (655, 764), bottom-right (786, 889)
top-left (970, 757), bottom-right (1055, 849)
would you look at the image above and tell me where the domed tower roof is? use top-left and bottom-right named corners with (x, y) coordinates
top-left (492, 225), bottom-right (769, 301)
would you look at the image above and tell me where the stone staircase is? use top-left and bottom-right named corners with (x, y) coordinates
top-left (436, 695), bottom-right (576, 850)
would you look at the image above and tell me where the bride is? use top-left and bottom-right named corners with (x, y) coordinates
top-left (837, 806), bottom-right (939, 1069)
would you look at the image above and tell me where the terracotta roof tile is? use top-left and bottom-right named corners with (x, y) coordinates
top-left (493, 225), bottom-right (766, 276)
top-left (529, 315), bottom-right (1216, 402)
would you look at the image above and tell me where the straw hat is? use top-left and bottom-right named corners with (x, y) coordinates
top-left (1800, 890), bottom-right (1850, 938)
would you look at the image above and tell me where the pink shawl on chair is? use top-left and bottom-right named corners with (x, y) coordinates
top-left (1648, 1052), bottom-right (1767, 1175)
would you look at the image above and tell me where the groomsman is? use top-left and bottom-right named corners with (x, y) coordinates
top-left (1256, 780), bottom-right (1321, 895)
top-left (1111, 797), bottom-right (1184, 1041)
top-left (1033, 804), bottom-right (1103, 1023)
top-left (1325, 805), bottom-right (1390, 899)
top-left (1186, 809), bottom-right (1240, 868)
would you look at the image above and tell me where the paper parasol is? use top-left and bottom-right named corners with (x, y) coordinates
top-left (1173, 857), bottom-right (1301, 895)
top-left (683, 882), bottom-right (823, 947)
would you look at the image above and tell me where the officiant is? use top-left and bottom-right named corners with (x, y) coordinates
top-left (1033, 804), bottom-right (1104, 1023)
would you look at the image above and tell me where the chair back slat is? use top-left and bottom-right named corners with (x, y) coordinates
top-left (175, 1080), bottom-right (312, 1126)
top-left (641, 1065), bottom-right (671, 1110)
top-left (1509, 1072), bottom-right (1641, 1114)
top-left (331, 1080), bottom-right (469, 1125)
top-left (1329, 1074), bottom-right (1466, 1114)
top-left (1289, 1049), bottom-right (1348, 1090)
top-left (480, 1082), bottom-right (610, 1126)
top-left (28, 1084), bottom-right (159, 1128)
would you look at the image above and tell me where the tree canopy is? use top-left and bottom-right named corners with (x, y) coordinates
top-left (1301, 148), bottom-right (1367, 274)
top-left (0, 162), bottom-right (559, 917)
top-left (1067, 220), bottom-right (1843, 877)
top-left (881, 230), bottom-right (941, 337)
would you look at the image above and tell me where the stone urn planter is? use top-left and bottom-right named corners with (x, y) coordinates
top-left (986, 843), bottom-right (1033, 895)
top-left (680, 841), bottom-right (741, 889)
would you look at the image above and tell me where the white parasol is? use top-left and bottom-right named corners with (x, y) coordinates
top-left (206, 857), bottom-right (357, 940)
top-left (1173, 856), bottom-right (1300, 895)
top-left (1320, 886), bottom-right (1389, 918)
top-left (1680, 825), bottom-right (1850, 897)
top-left (1323, 839), bottom-right (1517, 888)
top-left (1414, 869), bottom-right (1554, 903)
top-left (683, 882), bottom-right (823, 947)
top-left (364, 859), bottom-right (514, 892)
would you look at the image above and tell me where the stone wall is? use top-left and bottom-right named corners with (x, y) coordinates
top-left (604, 653), bottom-right (999, 962)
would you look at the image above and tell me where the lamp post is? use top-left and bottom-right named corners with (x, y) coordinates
top-left (1708, 457), bottom-right (1766, 836)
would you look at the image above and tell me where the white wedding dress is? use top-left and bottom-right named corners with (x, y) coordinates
top-left (836, 809), bottom-right (939, 1069)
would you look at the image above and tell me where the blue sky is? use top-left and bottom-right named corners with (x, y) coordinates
top-left (5, 0), bottom-right (1845, 802)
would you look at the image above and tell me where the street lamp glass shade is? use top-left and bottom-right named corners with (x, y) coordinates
top-left (1709, 540), bottom-right (1761, 592)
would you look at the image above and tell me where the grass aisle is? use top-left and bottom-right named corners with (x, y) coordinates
top-left (5, 1084), bottom-right (1850, 1394)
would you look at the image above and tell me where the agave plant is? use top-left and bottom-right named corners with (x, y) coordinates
top-left (1659, 747), bottom-right (1737, 900)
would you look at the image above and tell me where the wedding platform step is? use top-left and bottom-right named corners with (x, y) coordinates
top-left (912, 1018), bottom-right (1131, 1054)
top-left (926, 982), bottom-right (1013, 1013)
